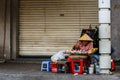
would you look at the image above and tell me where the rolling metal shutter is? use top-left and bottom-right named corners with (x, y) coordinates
top-left (19, 0), bottom-right (98, 56)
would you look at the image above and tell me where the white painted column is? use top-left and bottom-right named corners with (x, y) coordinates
top-left (98, 0), bottom-right (111, 74)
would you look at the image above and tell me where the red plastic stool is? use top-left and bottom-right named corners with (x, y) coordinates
top-left (111, 59), bottom-right (115, 71)
top-left (70, 59), bottom-right (84, 74)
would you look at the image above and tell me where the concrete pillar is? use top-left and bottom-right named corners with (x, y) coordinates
top-left (98, 0), bottom-right (111, 74)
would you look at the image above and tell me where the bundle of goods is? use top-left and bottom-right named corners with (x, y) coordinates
top-left (65, 50), bottom-right (88, 55)
top-left (65, 48), bottom-right (98, 55)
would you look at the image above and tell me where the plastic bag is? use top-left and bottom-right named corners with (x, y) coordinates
top-left (51, 50), bottom-right (65, 62)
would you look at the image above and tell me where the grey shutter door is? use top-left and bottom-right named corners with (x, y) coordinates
top-left (19, 0), bottom-right (98, 56)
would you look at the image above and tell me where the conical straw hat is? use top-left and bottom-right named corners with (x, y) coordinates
top-left (79, 34), bottom-right (93, 41)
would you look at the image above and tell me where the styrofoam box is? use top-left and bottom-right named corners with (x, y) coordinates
top-left (100, 55), bottom-right (111, 69)
top-left (99, 39), bottom-right (111, 53)
top-left (99, 0), bottom-right (111, 8)
top-left (99, 9), bottom-right (111, 23)
top-left (99, 24), bottom-right (111, 38)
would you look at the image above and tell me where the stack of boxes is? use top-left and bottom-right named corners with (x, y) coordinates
top-left (98, 0), bottom-right (111, 74)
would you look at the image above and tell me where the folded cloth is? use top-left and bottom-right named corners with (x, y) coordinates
top-left (88, 48), bottom-right (98, 55)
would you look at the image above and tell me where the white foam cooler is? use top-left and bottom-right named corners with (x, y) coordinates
top-left (99, 24), bottom-right (111, 38)
top-left (100, 55), bottom-right (111, 69)
top-left (99, 39), bottom-right (111, 53)
top-left (99, 9), bottom-right (111, 23)
top-left (99, 0), bottom-right (111, 8)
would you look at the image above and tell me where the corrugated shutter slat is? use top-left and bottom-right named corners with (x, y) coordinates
top-left (19, 0), bottom-right (98, 56)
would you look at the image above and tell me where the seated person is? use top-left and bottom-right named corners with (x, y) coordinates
top-left (72, 33), bottom-right (93, 53)
top-left (72, 34), bottom-right (98, 64)
top-left (67, 34), bottom-right (94, 67)
top-left (51, 34), bottom-right (94, 63)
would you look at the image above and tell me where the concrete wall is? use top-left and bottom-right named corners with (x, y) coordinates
top-left (0, 0), bottom-right (11, 60)
top-left (111, 0), bottom-right (120, 60)
top-left (0, 0), bottom-right (5, 59)
top-left (0, 0), bottom-right (18, 60)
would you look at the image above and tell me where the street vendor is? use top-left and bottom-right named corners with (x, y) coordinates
top-left (72, 33), bottom-right (93, 53)
top-left (72, 33), bottom-right (99, 64)
top-left (51, 34), bottom-right (94, 63)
